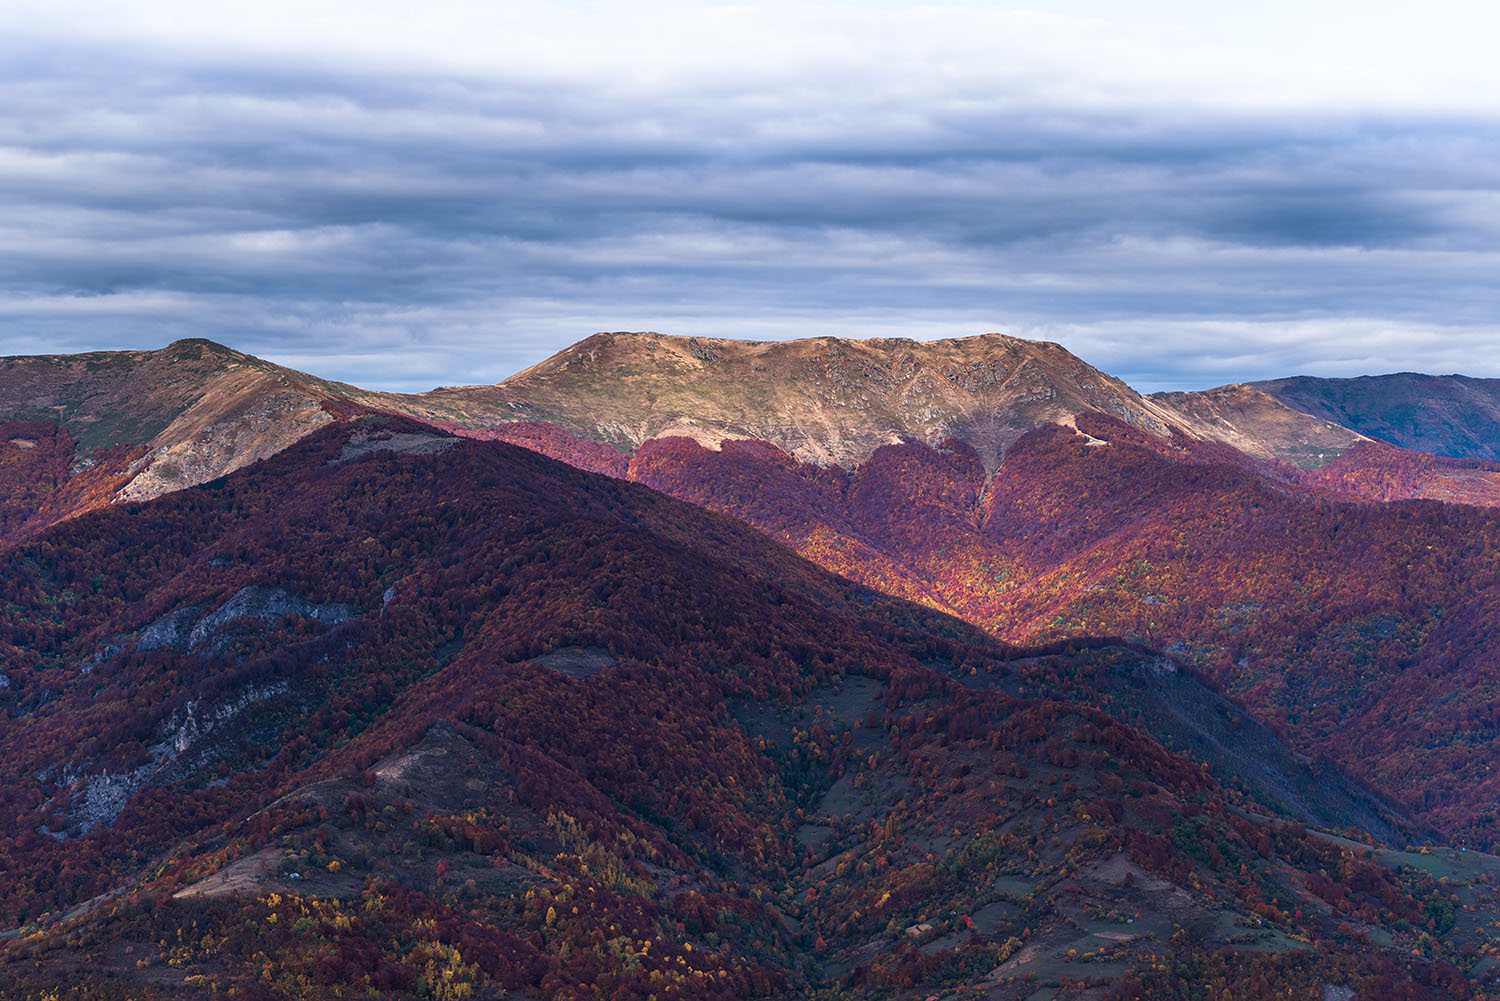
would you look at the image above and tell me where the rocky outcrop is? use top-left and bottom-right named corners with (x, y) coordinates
top-left (117, 387), bottom-right (334, 502)
top-left (98, 586), bottom-right (352, 664)
top-left (50, 681), bottom-right (292, 835)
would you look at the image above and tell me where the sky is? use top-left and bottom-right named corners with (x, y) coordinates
top-left (2, 1), bottom-right (1499, 392)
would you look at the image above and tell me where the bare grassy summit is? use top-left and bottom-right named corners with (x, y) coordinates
top-left (1149, 382), bottom-right (1366, 469)
top-left (400, 330), bottom-right (1363, 471)
top-left (430, 330), bottom-right (1185, 468)
top-left (0, 338), bottom-right (352, 538)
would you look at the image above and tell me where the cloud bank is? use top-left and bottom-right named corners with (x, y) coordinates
top-left (2, 1), bottom-right (1499, 391)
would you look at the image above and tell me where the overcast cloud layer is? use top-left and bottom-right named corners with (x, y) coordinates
top-left (2, 1), bottom-right (1499, 391)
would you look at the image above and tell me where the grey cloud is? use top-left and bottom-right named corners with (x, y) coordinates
top-left (1, 38), bottom-right (1499, 391)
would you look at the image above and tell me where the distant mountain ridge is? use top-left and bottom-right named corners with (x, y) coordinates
top-left (8, 332), bottom-right (1500, 547)
top-left (404, 330), bottom-right (1366, 472)
top-left (413, 330), bottom-right (1188, 469)
top-left (0, 331), bottom-right (1369, 544)
top-left (1255, 372), bottom-right (1500, 461)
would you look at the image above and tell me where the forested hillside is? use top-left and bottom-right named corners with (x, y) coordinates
top-left (0, 417), bottom-right (1483, 1000)
top-left (496, 413), bottom-right (1500, 845)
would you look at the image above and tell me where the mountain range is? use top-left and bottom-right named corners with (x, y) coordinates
top-left (4, 332), bottom-right (1500, 999)
top-left (1255, 374), bottom-right (1500, 463)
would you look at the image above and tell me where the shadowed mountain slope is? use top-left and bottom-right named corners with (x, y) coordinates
top-left (1257, 373), bottom-right (1500, 462)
